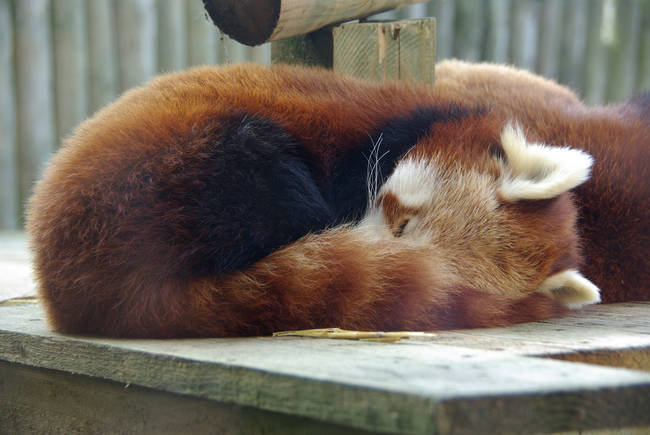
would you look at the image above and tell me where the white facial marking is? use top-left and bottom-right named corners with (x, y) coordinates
top-left (499, 123), bottom-right (593, 201)
top-left (379, 158), bottom-right (439, 208)
top-left (536, 269), bottom-right (601, 309)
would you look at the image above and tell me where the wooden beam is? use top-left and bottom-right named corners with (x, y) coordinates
top-left (202, 0), bottom-right (427, 46)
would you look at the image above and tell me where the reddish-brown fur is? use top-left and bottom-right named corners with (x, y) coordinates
top-left (434, 60), bottom-right (649, 302)
top-left (26, 62), bottom-right (647, 337)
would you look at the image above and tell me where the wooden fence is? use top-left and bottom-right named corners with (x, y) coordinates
top-left (1, 0), bottom-right (648, 229)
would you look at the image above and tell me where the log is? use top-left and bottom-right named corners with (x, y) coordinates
top-left (87, 0), bottom-right (119, 113)
top-left (0, 0), bottom-right (18, 229)
top-left (53, 0), bottom-right (88, 142)
top-left (202, 0), bottom-right (427, 46)
top-left (14, 0), bottom-right (56, 211)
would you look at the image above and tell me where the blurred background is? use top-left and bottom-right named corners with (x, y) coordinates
top-left (1, 0), bottom-right (649, 230)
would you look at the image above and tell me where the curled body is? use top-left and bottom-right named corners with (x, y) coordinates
top-left (27, 61), bottom-right (649, 337)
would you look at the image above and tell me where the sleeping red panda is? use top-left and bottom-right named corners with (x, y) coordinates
top-left (26, 61), bottom-right (648, 338)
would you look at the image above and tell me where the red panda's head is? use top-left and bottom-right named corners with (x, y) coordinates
top-left (361, 117), bottom-right (600, 309)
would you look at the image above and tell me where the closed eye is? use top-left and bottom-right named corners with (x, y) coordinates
top-left (393, 219), bottom-right (410, 237)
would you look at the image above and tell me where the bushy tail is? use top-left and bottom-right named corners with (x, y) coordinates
top-left (168, 226), bottom-right (568, 338)
top-left (40, 224), bottom-right (568, 338)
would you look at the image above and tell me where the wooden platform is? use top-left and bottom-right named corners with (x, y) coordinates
top-left (1, 232), bottom-right (649, 434)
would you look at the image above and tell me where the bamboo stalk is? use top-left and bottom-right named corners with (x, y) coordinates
top-left (202, 0), bottom-right (427, 46)
top-left (0, 0), bottom-right (18, 229)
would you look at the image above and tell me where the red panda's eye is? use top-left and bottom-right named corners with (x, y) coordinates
top-left (393, 219), bottom-right (410, 238)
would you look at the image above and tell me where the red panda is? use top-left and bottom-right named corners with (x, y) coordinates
top-left (26, 61), bottom-right (648, 338)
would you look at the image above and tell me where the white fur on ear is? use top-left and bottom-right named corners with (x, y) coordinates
top-left (498, 123), bottom-right (594, 201)
top-left (536, 269), bottom-right (601, 309)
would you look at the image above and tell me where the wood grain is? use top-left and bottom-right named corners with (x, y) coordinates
top-left (333, 19), bottom-right (435, 85)
top-left (1, 301), bottom-right (650, 433)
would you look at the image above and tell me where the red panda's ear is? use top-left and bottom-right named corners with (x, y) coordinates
top-left (497, 123), bottom-right (593, 202)
top-left (535, 269), bottom-right (601, 309)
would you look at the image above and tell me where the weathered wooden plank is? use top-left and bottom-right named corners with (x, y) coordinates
top-left (1, 302), bottom-right (650, 434)
top-left (332, 19), bottom-right (435, 86)
top-left (202, 0), bottom-right (427, 46)
top-left (0, 0), bottom-right (18, 230)
top-left (13, 0), bottom-right (56, 210)
top-left (186, 0), bottom-right (217, 66)
top-left (115, 0), bottom-right (158, 92)
top-left (157, 0), bottom-right (187, 72)
top-left (52, 0), bottom-right (88, 142)
top-left (86, 0), bottom-right (119, 113)
top-left (0, 362), bottom-right (367, 435)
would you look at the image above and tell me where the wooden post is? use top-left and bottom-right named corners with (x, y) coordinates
top-left (0, 0), bottom-right (18, 229)
top-left (157, 0), bottom-right (187, 72)
top-left (14, 0), bottom-right (56, 211)
top-left (202, 0), bottom-right (427, 46)
top-left (115, 0), bottom-right (158, 92)
top-left (53, 0), bottom-right (88, 143)
top-left (271, 28), bottom-right (334, 68)
top-left (333, 19), bottom-right (436, 86)
top-left (87, 0), bottom-right (118, 113)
